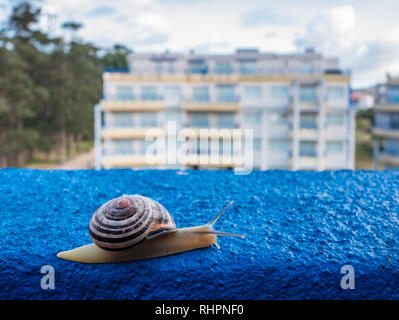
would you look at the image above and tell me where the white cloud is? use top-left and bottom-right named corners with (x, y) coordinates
top-left (297, 5), bottom-right (357, 55)
top-left (296, 4), bottom-right (399, 87)
top-left (40, 0), bottom-right (171, 49)
top-left (328, 5), bottom-right (356, 32)
top-left (136, 12), bottom-right (168, 30)
top-left (3, 0), bottom-right (399, 88)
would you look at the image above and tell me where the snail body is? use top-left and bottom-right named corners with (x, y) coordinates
top-left (57, 195), bottom-right (244, 264)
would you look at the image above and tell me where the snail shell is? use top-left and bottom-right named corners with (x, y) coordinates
top-left (89, 195), bottom-right (177, 251)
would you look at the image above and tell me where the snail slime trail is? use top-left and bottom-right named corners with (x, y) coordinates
top-left (57, 195), bottom-right (245, 263)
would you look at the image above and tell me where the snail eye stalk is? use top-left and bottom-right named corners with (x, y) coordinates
top-left (208, 201), bottom-right (234, 227)
top-left (195, 201), bottom-right (245, 239)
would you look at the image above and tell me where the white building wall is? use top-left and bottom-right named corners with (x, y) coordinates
top-left (96, 49), bottom-right (352, 170)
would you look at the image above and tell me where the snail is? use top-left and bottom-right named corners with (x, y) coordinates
top-left (57, 194), bottom-right (244, 263)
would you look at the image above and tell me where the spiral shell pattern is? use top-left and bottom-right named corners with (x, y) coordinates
top-left (89, 195), bottom-right (177, 251)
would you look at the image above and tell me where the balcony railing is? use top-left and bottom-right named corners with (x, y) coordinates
top-left (126, 66), bottom-right (349, 76)
top-left (103, 95), bottom-right (163, 101)
top-left (380, 148), bottom-right (399, 157)
top-left (374, 123), bottom-right (399, 130)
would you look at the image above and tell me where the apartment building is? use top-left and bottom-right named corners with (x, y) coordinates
top-left (94, 48), bottom-right (354, 171)
top-left (373, 74), bottom-right (399, 169)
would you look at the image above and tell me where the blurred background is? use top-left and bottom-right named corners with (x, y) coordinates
top-left (0, 0), bottom-right (398, 170)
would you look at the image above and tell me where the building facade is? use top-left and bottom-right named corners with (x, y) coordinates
top-left (95, 48), bottom-right (354, 171)
top-left (373, 75), bottom-right (399, 169)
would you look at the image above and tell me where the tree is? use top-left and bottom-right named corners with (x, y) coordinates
top-left (0, 0), bottom-right (102, 167)
top-left (0, 1), bottom-right (46, 165)
top-left (101, 44), bottom-right (131, 69)
top-left (62, 21), bottom-right (83, 43)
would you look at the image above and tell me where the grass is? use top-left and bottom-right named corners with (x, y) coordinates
top-left (75, 140), bottom-right (94, 154)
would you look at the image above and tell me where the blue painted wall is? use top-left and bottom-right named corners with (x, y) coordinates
top-left (0, 169), bottom-right (397, 299)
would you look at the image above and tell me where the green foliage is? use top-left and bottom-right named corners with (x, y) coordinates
top-left (101, 44), bottom-right (131, 69)
top-left (355, 108), bottom-right (374, 169)
top-left (0, 0), bottom-right (103, 166)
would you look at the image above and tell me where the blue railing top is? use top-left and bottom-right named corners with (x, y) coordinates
top-left (103, 67), bottom-right (130, 73)
top-left (2, 169), bottom-right (397, 299)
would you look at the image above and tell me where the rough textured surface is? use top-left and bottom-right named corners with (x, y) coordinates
top-left (0, 169), bottom-right (398, 300)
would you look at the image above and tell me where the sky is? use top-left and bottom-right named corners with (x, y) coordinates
top-left (1, 0), bottom-right (399, 88)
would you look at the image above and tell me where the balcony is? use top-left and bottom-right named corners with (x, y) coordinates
top-left (298, 129), bottom-right (318, 139)
top-left (102, 68), bottom-right (350, 84)
top-left (298, 156), bottom-right (318, 169)
top-left (299, 101), bottom-right (320, 110)
top-left (180, 154), bottom-right (243, 168)
top-left (180, 128), bottom-right (242, 139)
top-left (325, 103), bottom-right (348, 111)
top-left (102, 128), bottom-right (164, 139)
top-left (181, 101), bottom-right (240, 112)
top-left (378, 153), bottom-right (399, 166)
top-left (100, 99), bottom-right (165, 111)
top-left (373, 127), bottom-right (399, 139)
top-left (324, 127), bottom-right (347, 139)
top-left (374, 104), bottom-right (399, 113)
top-left (101, 155), bottom-right (164, 168)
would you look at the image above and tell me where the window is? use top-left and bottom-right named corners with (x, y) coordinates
top-left (113, 112), bottom-right (133, 128)
top-left (217, 113), bottom-right (235, 128)
top-left (218, 138), bottom-right (232, 155)
top-left (191, 113), bottom-right (209, 128)
top-left (375, 112), bottom-right (399, 129)
top-left (164, 86), bottom-right (181, 99)
top-left (328, 86), bottom-right (345, 99)
top-left (326, 141), bottom-right (343, 153)
top-left (327, 113), bottom-right (344, 126)
top-left (155, 62), bottom-right (163, 73)
top-left (140, 112), bottom-right (158, 127)
top-left (387, 86), bottom-right (399, 103)
top-left (386, 164), bottom-right (399, 169)
top-left (239, 61), bottom-right (256, 74)
top-left (244, 112), bottom-right (262, 125)
top-left (383, 139), bottom-right (399, 156)
top-left (270, 139), bottom-right (289, 152)
top-left (114, 140), bottom-right (133, 155)
top-left (188, 60), bottom-right (207, 74)
top-left (300, 113), bottom-right (317, 129)
top-left (139, 140), bottom-right (153, 154)
top-left (300, 61), bottom-right (314, 74)
top-left (217, 85), bottom-right (236, 102)
top-left (300, 86), bottom-right (317, 102)
top-left (168, 62), bottom-right (175, 73)
top-left (192, 86), bottom-right (210, 102)
top-left (164, 111), bottom-right (181, 124)
top-left (244, 86), bottom-right (262, 99)
top-left (141, 86), bottom-right (158, 101)
top-left (272, 86), bottom-right (289, 98)
top-left (116, 86), bottom-right (134, 101)
top-left (215, 62), bottom-right (233, 74)
top-left (300, 141), bottom-right (316, 157)
top-left (270, 112), bottom-right (289, 125)
top-left (196, 139), bottom-right (208, 155)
